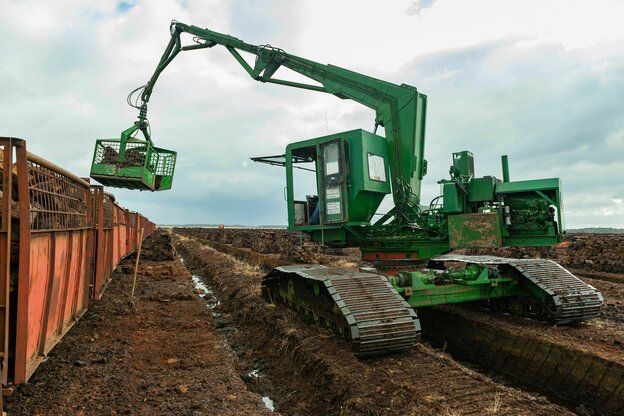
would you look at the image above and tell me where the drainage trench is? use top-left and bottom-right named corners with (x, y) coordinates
top-left (181, 256), bottom-right (277, 413)
top-left (176, 243), bottom-right (354, 416)
top-left (419, 306), bottom-right (624, 416)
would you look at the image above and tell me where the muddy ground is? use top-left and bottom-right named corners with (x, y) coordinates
top-left (6, 229), bottom-right (624, 415)
top-left (174, 227), bottom-right (624, 415)
top-left (173, 232), bottom-right (574, 416)
top-left (5, 231), bottom-right (273, 415)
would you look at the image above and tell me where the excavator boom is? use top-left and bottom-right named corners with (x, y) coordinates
top-left (137, 21), bottom-right (426, 212)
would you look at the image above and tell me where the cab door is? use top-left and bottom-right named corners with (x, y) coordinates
top-left (320, 140), bottom-right (347, 224)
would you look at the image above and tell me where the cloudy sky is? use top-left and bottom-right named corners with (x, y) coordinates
top-left (1, 0), bottom-right (623, 228)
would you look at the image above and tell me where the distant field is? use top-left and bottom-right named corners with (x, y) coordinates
top-left (569, 227), bottom-right (624, 233)
top-left (160, 224), bottom-right (622, 233)
top-left (159, 224), bottom-right (287, 229)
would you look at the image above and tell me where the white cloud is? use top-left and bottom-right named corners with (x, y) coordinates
top-left (0, 0), bottom-right (623, 228)
top-left (406, 0), bottom-right (437, 16)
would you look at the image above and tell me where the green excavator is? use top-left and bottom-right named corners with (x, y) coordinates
top-left (91, 21), bottom-right (603, 356)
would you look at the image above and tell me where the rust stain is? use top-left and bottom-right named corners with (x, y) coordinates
top-left (449, 213), bottom-right (501, 249)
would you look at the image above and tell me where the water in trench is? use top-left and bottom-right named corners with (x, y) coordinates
top-left (182, 257), bottom-right (275, 412)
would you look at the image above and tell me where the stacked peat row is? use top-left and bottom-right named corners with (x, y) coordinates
top-left (0, 174), bottom-right (20, 220)
top-left (560, 234), bottom-right (624, 273)
top-left (464, 233), bottom-right (624, 274)
top-left (1, 150), bottom-right (90, 235)
top-left (119, 233), bottom-right (186, 277)
top-left (139, 230), bottom-right (176, 261)
top-left (176, 227), bottom-right (361, 264)
top-left (28, 161), bottom-right (89, 231)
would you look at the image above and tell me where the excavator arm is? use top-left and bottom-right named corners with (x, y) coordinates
top-left (133, 21), bottom-right (426, 218)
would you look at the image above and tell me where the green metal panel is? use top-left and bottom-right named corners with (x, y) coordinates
top-left (405, 278), bottom-right (518, 307)
top-left (344, 130), bottom-right (390, 223)
top-left (448, 213), bottom-right (502, 249)
top-left (353, 131), bottom-right (391, 193)
top-left (469, 177), bottom-right (498, 202)
top-left (388, 267), bottom-right (519, 308)
top-left (496, 178), bottom-right (560, 194)
top-left (309, 228), bottom-right (346, 243)
top-left (442, 183), bottom-right (462, 214)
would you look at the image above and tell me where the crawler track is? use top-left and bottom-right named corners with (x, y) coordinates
top-left (262, 265), bottom-right (419, 356)
top-left (436, 254), bottom-right (604, 323)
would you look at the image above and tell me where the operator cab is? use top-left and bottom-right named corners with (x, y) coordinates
top-left (253, 129), bottom-right (391, 243)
